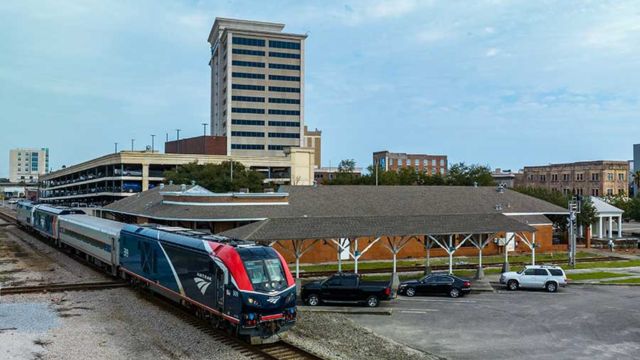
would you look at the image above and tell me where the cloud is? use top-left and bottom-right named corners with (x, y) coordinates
top-left (485, 47), bottom-right (499, 57)
top-left (582, 17), bottom-right (640, 52)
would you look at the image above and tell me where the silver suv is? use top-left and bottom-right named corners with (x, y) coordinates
top-left (500, 265), bottom-right (567, 292)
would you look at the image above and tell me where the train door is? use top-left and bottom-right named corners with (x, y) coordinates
top-left (209, 260), bottom-right (227, 310)
top-left (215, 266), bottom-right (225, 311)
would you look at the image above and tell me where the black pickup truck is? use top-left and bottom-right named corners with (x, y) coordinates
top-left (301, 272), bottom-right (392, 307)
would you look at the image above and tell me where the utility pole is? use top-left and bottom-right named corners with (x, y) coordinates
top-left (375, 160), bottom-right (379, 186)
top-left (201, 123), bottom-right (208, 154)
top-left (131, 139), bottom-right (135, 151)
top-left (150, 135), bottom-right (155, 153)
top-left (176, 129), bottom-right (181, 154)
top-left (114, 142), bottom-right (118, 154)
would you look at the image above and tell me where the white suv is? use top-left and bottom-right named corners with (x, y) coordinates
top-left (500, 265), bottom-right (567, 293)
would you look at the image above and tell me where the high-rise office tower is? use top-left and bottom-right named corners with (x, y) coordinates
top-left (208, 18), bottom-right (307, 156)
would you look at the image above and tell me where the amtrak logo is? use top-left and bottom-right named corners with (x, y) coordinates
top-left (194, 273), bottom-right (212, 295)
top-left (267, 296), bottom-right (280, 304)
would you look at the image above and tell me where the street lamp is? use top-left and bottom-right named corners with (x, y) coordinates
top-left (114, 142), bottom-right (118, 154)
top-left (201, 123), bottom-right (208, 154)
top-left (176, 129), bottom-right (181, 153)
top-left (150, 134), bottom-right (155, 153)
top-left (131, 139), bottom-right (135, 151)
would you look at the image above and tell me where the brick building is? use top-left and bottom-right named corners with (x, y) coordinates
top-left (373, 151), bottom-right (447, 176)
top-left (521, 161), bottom-right (630, 197)
top-left (165, 136), bottom-right (227, 155)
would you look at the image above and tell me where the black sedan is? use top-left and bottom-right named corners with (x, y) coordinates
top-left (398, 273), bottom-right (471, 298)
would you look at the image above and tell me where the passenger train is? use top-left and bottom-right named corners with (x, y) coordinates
top-left (14, 201), bottom-right (297, 341)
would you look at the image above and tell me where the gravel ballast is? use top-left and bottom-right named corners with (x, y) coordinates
top-left (286, 311), bottom-right (441, 360)
top-left (1, 289), bottom-right (253, 360)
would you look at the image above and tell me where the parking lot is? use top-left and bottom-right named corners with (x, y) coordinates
top-left (350, 285), bottom-right (640, 359)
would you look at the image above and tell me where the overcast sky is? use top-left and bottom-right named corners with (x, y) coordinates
top-left (1, 0), bottom-right (639, 177)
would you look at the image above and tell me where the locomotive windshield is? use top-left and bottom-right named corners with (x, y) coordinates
top-left (244, 258), bottom-right (287, 292)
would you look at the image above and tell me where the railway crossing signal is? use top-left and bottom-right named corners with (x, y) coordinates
top-left (568, 197), bottom-right (581, 268)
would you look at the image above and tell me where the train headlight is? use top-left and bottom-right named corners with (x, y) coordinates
top-left (247, 297), bottom-right (261, 307)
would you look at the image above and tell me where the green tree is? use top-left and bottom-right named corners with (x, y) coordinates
top-left (577, 198), bottom-right (598, 227)
top-left (634, 170), bottom-right (640, 196)
top-left (398, 167), bottom-right (419, 185)
top-left (337, 159), bottom-right (356, 173)
top-left (445, 163), bottom-right (494, 186)
top-left (513, 186), bottom-right (569, 208)
top-left (609, 195), bottom-right (632, 221)
top-left (163, 161), bottom-right (264, 193)
top-left (625, 196), bottom-right (640, 221)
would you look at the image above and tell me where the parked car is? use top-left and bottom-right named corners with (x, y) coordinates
top-left (301, 272), bottom-right (392, 307)
top-left (500, 265), bottom-right (567, 292)
top-left (398, 273), bottom-right (471, 298)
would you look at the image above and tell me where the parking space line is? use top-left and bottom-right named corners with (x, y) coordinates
top-left (396, 297), bottom-right (477, 303)
top-left (398, 310), bottom-right (439, 314)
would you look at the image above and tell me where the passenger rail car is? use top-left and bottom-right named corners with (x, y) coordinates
top-left (58, 215), bottom-right (124, 276)
top-left (15, 201), bottom-right (34, 227)
top-left (118, 225), bottom-right (297, 339)
top-left (31, 205), bottom-right (86, 240)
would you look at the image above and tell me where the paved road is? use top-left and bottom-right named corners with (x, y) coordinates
top-left (622, 222), bottom-right (640, 233)
top-left (351, 286), bottom-right (640, 359)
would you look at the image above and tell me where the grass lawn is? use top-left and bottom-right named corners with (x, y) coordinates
top-left (601, 277), bottom-right (640, 284)
top-left (572, 260), bottom-right (640, 270)
top-left (361, 274), bottom-right (415, 282)
top-left (360, 268), bottom-right (502, 282)
top-left (296, 251), bottom-right (593, 273)
top-left (567, 272), bottom-right (631, 281)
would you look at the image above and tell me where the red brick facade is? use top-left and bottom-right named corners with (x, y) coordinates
top-left (273, 225), bottom-right (558, 264)
top-left (165, 136), bottom-right (227, 155)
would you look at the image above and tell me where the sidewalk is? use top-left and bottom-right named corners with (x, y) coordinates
top-left (471, 277), bottom-right (496, 292)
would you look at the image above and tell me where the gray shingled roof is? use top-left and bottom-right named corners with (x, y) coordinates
top-left (219, 213), bottom-right (537, 241)
top-left (103, 185), bottom-right (567, 221)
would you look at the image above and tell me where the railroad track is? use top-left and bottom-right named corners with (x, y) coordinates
top-left (0, 209), bottom-right (17, 224)
top-left (256, 341), bottom-right (325, 360)
top-left (138, 290), bottom-right (324, 360)
top-left (0, 281), bottom-right (128, 295)
top-left (299, 256), bottom-right (626, 278)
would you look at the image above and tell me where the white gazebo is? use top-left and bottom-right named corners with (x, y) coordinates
top-left (589, 197), bottom-right (624, 239)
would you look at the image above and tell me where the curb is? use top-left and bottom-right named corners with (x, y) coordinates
top-left (569, 282), bottom-right (640, 286)
top-left (471, 288), bottom-right (495, 292)
top-left (298, 307), bottom-right (392, 315)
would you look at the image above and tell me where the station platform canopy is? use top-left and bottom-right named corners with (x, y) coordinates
top-left (220, 213), bottom-right (536, 242)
